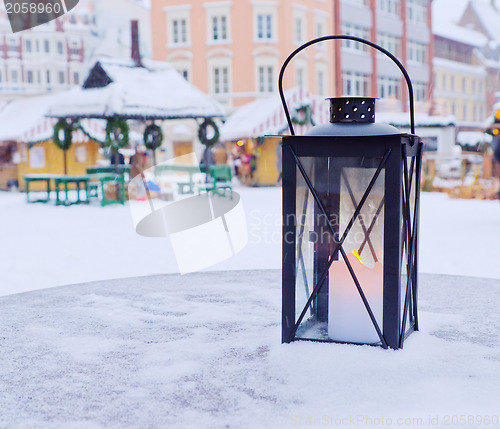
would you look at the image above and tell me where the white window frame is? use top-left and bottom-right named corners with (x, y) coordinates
top-left (314, 13), bottom-right (328, 50)
top-left (253, 3), bottom-right (278, 43)
top-left (205, 3), bottom-right (231, 45)
top-left (295, 60), bottom-right (308, 89)
top-left (408, 40), bottom-right (426, 64)
top-left (377, 32), bottom-right (401, 57)
top-left (407, 0), bottom-right (426, 24)
top-left (342, 71), bottom-right (370, 96)
top-left (413, 81), bottom-right (426, 101)
top-left (377, 76), bottom-right (400, 99)
top-left (316, 63), bottom-right (328, 97)
top-left (208, 57), bottom-right (232, 97)
top-left (293, 7), bottom-right (307, 46)
top-left (342, 23), bottom-right (370, 52)
top-left (165, 5), bottom-right (191, 48)
top-left (377, 0), bottom-right (400, 15)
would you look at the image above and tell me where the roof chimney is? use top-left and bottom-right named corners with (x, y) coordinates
top-left (131, 20), bottom-right (143, 67)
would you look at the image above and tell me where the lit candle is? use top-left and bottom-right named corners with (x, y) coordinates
top-left (328, 252), bottom-right (383, 344)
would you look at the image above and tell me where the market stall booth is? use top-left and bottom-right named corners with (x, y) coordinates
top-left (220, 87), bottom-right (329, 186)
top-left (0, 95), bottom-right (104, 191)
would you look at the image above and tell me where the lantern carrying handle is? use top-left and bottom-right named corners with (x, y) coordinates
top-left (278, 35), bottom-right (416, 136)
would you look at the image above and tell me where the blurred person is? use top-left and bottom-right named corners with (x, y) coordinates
top-left (130, 145), bottom-right (147, 201)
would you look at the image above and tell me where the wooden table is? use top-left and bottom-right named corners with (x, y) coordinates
top-left (24, 174), bottom-right (61, 203)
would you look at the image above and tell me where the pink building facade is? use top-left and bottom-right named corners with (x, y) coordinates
top-left (151, 0), bottom-right (336, 109)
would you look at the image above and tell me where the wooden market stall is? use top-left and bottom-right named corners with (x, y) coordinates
top-left (0, 94), bottom-right (104, 192)
top-left (220, 87), bottom-right (329, 186)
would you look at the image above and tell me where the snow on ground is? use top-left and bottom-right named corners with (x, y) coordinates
top-left (1, 187), bottom-right (500, 428)
top-left (0, 271), bottom-right (499, 428)
top-left (0, 186), bottom-right (499, 297)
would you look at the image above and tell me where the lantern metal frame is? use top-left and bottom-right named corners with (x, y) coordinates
top-left (279, 35), bottom-right (423, 350)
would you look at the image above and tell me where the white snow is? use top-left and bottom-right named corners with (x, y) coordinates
top-left (0, 186), bottom-right (498, 298)
top-left (1, 186), bottom-right (500, 428)
top-left (46, 59), bottom-right (226, 120)
top-left (377, 112), bottom-right (455, 128)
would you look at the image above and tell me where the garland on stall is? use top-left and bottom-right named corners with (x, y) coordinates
top-left (143, 123), bottom-right (164, 150)
top-left (291, 104), bottom-right (315, 127)
top-left (198, 118), bottom-right (220, 146)
top-left (53, 119), bottom-right (74, 151)
top-left (105, 116), bottom-right (130, 151)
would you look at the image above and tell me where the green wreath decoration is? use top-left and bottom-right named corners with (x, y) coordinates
top-left (198, 118), bottom-right (220, 146)
top-left (292, 105), bottom-right (315, 127)
top-left (143, 123), bottom-right (163, 150)
top-left (105, 117), bottom-right (130, 151)
top-left (53, 119), bottom-right (73, 151)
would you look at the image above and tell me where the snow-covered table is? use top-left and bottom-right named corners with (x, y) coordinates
top-left (1, 270), bottom-right (499, 428)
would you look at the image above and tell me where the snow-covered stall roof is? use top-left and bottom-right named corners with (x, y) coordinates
top-left (377, 112), bottom-right (456, 128)
top-left (457, 131), bottom-right (492, 145)
top-left (47, 58), bottom-right (226, 120)
top-left (0, 94), bottom-right (105, 144)
top-left (220, 87), bottom-right (330, 141)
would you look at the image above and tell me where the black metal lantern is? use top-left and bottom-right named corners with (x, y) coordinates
top-left (280, 36), bottom-right (423, 350)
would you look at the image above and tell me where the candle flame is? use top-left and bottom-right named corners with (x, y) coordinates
top-left (353, 250), bottom-right (363, 264)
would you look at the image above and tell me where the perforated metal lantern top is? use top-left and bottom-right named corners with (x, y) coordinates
top-left (329, 97), bottom-right (376, 123)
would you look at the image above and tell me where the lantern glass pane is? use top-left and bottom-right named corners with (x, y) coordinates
top-left (295, 164), bottom-right (316, 325)
top-left (293, 155), bottom-right (386, 344)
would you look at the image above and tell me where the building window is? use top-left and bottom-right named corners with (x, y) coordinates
top-left (377, 33), bottom-right (401, 57)
top-left (296, 67), bottom-right (304, 88)
top-left (408, 41), bottom-right (426, 63)
top-left (211, 16), bottom-right (228, 41)
top-left (407, 0), bottom-right (426, 24)
top-left (342, 72), bottom-right (370, 96)
top-left (377, 0), bottom-right (400, 15)
top-left (378, 76), bottom-right (400, 99)
top-left (213, 67), bottom-right (229, 94)
top-left (25, 40), bottom-right (32, 53)
top-left (44, 40), bottom-right (50, 53)
top-left (257, 14), bottom-right (273, 40)
top-left (11, 70), bottom-right (19, 83)
top-left (351, 0), bottom-right (369, 6)
top-left (27, 70), bottom-right (34, 83)
top-left (450, 75), bottom-right (455, 91)
top-left (317, 70), bottom-right (325, 96)
top-left (58, 71), bottom-right (65, 84)
top-left (173, 19), bottom-right (188, 44)
top-left (414, 82), bottom-right (426, 101)
top-left (342, 24), bottom-right (369, 51)
top-left (57, 41), bottom-right (64, 55)
top-left (294, 16), bottom-right (304, 45)
top-left (442, 74), bottom-right (447, 90)
top-left (46, 70), bottom-right (51, 84)
top-left (258, 66), bottom-right (274, 93)
top-left (73, 72), bottom-right (79, 85)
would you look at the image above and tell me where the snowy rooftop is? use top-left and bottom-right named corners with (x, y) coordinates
top-left (220, 88), bottom-right (329, 140)
top-left (0, 94), bottom-right (106, 143)
top-left (47, 59), bottom-right (226, 120)
top-left (469, 0), bottom-right (500, 43)
top-left (432, 0), bottom-right (488, 47)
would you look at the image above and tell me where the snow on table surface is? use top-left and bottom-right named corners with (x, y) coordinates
top-left (0, 186), bottom-right (498, 297)
top-left (0, 271), bottom-right (499, 428)
top-left (1, 186), bottom-right (500, 427)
